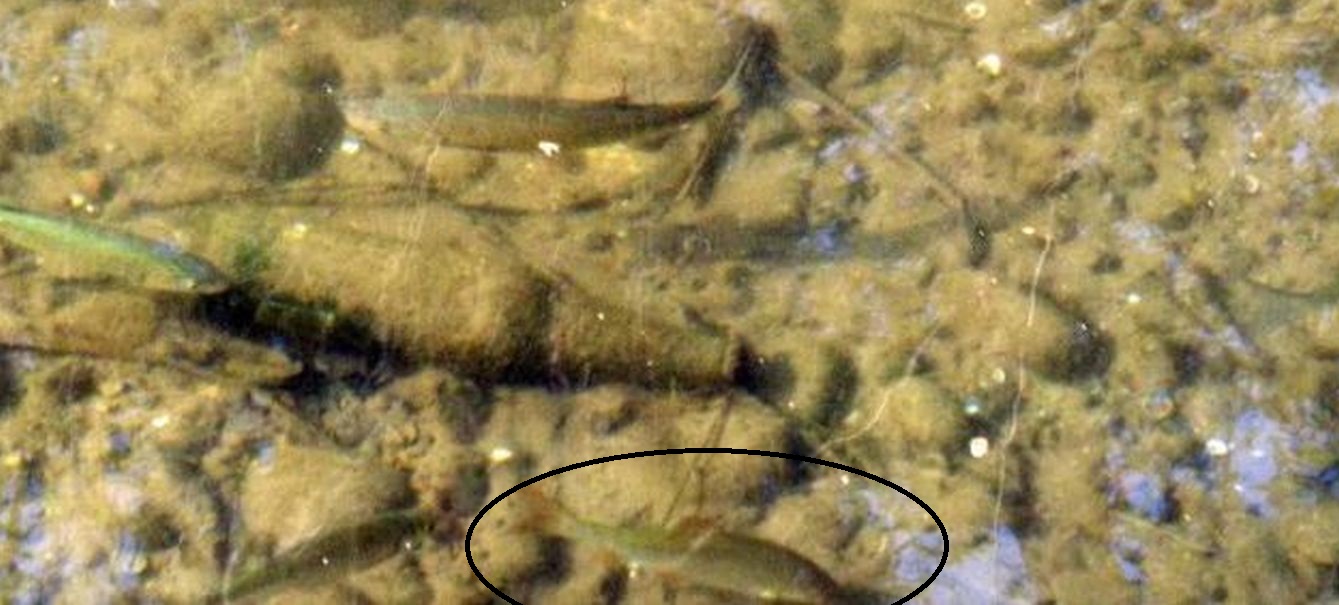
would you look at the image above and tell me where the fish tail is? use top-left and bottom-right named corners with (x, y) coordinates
top-left (712, 20), bottom-right (771, 112)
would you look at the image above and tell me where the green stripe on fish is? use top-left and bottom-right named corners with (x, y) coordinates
top-left (0, 203), bottom-right (228, 293)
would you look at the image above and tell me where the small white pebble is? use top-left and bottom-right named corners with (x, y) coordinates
top-left (1242, 174), bottom-right (1261, 194)
top-left (487, 447), bottom-right (515, 465)
top-left (150, 414), bottom-right (171, 429)
top-left (1205, 438), bottom-right (1229, 456)
top-left (537, 140), bottom-right (562, 157)
top-left (964, 1), bottom-right (988, 20)
top-left (284, 222), bottom-right (310, 240)
top-left (976, 53), bottom-right (1003, 77)
top-left (1020, 225), bottom-right (1036, 236)
top-left (98, 380), bottom-right (130, 398)
top-left (2, 451), bottom-right (25, 469)
top-left (338, 136), bottom-right (362, 155)
top-left (969, 436), bottom-right (990, 458)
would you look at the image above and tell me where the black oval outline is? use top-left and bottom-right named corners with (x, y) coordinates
top-left (465, 448), bottom-right (949, 605)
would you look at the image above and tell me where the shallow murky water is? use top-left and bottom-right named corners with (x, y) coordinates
top-left (1, 1), bottom-right (1337, 603)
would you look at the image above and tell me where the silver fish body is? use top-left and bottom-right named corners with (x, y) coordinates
top-left (0, 203), bottom-right (228, 293)
top-left (342, 93), bottom-right (718, 151)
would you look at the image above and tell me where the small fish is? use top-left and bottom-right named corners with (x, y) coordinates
top-left (342, 30), bottom-right (761, 153)
top-left (218, 508), bottom-right (434, 602)
top-left (343, 93), bottom-right (720, 152)
top-left (519, 491), bottom-right (844, 604)
top-left (0, 203), bottom-right (227, 293)
top-left (770, 53), bottom-right (990, 265)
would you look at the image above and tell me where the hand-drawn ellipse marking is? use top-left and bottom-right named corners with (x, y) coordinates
top-left (465, 447), bottom-right (950, 605)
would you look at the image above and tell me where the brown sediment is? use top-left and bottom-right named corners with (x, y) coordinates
top-left (145, 203), bottom-right (739, 389)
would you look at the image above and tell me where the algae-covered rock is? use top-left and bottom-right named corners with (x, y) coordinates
top-left (708, 146), bottom-right (811, 225)
top-left (239, 441), bottom-right (410, 551)
top-left (143, 203), bottom-right (740, 389)
top-left (1028, 382), bottom-right (1108, 536)
top-left (0, 279), bottom-right (296, 382)
top-left (925, 269), bottom-right (1108, 390)
top-left (843, 376), bottom-right (963, 455)
top-left (744, 335), bottom-right (856, 425)
top-left (1280, 502), bottom-right (1339, 566)
top-left (563, 0), bottom-right (747, 101)
top-left (174, 47), bottom-right (343, 181)
top-left (0, 115), bottom-right (62, 156)
top-left (265, 0), bottom-right (414, 36)
top-left (0, 390), bottom-right (231, 604)
top-left (344, 369), bottom-right (490, 514)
